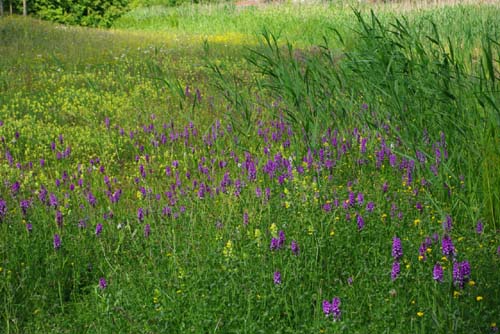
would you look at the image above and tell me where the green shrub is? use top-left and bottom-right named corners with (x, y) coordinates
top-left (31, 0), bottom-right (131, 27)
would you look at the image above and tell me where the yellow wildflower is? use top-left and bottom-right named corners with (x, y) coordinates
top-left (223, 240), bottom-right (233, 259)
top-left (269, 224), bottom-right (278, 238)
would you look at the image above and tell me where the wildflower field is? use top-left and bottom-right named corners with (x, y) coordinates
top-left (1, 2), bottom-right (500, 333)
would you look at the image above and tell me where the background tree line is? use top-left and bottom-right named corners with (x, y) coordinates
top-left (0, 0), bottom-right (230, 26)
top-left (0, 0), bottom-right (130, 27)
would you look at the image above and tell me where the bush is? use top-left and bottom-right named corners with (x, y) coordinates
top-left (32, 0), bottom-right (131, 27)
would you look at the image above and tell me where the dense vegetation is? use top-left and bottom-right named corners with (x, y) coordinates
top-left (1, 0), bottom-right (229, 27)
top-left (0, 2), bottom-right (499, 333)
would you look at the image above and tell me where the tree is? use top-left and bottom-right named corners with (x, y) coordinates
top-left (23, 0), bottom-right (26, 15)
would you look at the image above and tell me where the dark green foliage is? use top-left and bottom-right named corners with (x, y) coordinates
top-left (31, 0), bottom-right (131, 27)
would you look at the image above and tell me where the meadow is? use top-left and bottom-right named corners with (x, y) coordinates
top-left (0, 2), bottom-right (499, 333)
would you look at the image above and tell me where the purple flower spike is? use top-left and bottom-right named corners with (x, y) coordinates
top-left (476, 220), bottom-right (484, 234)
top-left (56, 210), bottom-right (63, 228)
top-left (270, 238), bottom-right (280, 251)
top-left (331, 297), bottom-right (341, 321)
top-left (291, 240), bottom-right (299, 255)
top-left (433, 263), bottom-right (443, 282)
top-left (453, 260), bottom-right (471, 288)
top-left (0, 199), bottom-right (7, 221)
top-left (357, 193), bottom-right (364, 205)
top-left (95, 223), bottom-right (103, 236)
top-left (356, 214), bottom-right (365, 231)
top-left (278, 230), bottom-right (286, 247)
top-left (442, 235), bottom-right (456, 257)
top-left (443, 215), bottom-right (453, 232)
top-left (53, 234), bottom-right (61, 250)
top-left (144, 224), bottom-right (151, 238)
top-left (273, 271), bottom-right (281, 285)
top-left (391, 237), bottom-right (403, 260)
top-left (323, 297), bottom-right (341, 321)
top-left (137, 207), bottom-right (144, 222)
top-left (99, 277), bottom-right (107, 289)
top-left (322, 300), bottom-right (331, 316)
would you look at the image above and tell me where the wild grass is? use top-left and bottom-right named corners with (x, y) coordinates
top-left (0, 2), bottom-right (499, 333)
top-left (114, 2), bottom-right (500, 47)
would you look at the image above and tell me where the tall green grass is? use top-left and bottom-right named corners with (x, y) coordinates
top-left (211, 6), bottom-right (500, 225)
top-left (114, 2), bottom-right (500, 47)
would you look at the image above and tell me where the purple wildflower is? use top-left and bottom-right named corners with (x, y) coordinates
top-left (270, 238), bottom-right (280, 251)
top-left (356, 214), bottom-right (365, 231)
top-left (418, 243), bottom-right (427, 261)
top-left (348, 192), bottom-right (355, 206)
top-left (53, 234), bottom-right (61, 250)
top-left (11, 181), bottom-right (20, 195)
top-left (391, 261), bottom-right (400, 281)
top-left (366, 201), bottom-right (375, 212)
top-left (433, 263), bottom-right (443, 282)
top-left (56, 210), bottom-right (63, 228)
top-left (476, 220), bottom-right (484, 234)
top-left (360, 137), bottom-right (368, 153)
top-left (392, 237), bottom-right (403, 260)
top-left (49, 193), bottom-right (58, 208)
top-left (95, 223), bottom-right (103, 236)
top-left (273, 271), bottom-right (281, 285)
top-left (99, 277), bottom-right (107, 289)
top-left (278, 230), bottom-right (286, 248)
top-left (322, 300), bottom-right (331, 316)
top-left (0, 199), bottom-right (7, 221)
top-left (291, 240), bottom-right (299, 255)
top-left (87, 192), bottom-right (96, 207)
top-left (453, 260), bottom-right (471, 288)
top-left (331, 297), bottom-right (341, 320)
top-left (137, 207), bottom-right (144, 222)
top-left (323, 297), bottom-right (341, 321)
top-left (442, 235), bottom-right (456, 257)
top-left (144, 224), bottom-right (151, 238)
top-left (443, 215), bottom-right (453, 232)
top-left (26, 223), bottom-right (33, 232)
top-left (243, 212), bottom-right (249, 226)
top-left (347, 277), bottom-right (353, 285)
top-left (357, 193), bottom-right (364, 205)
top-left (20, 199), bottom-right (30, 216)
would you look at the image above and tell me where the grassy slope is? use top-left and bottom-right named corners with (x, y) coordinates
top-left (0, 2), bottom-right (499, 333)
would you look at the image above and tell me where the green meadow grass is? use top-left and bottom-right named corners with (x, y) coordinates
top-left (114, 2), bottom-right (500, 48)
top-left (0, 2), bottom-right (499, 333)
